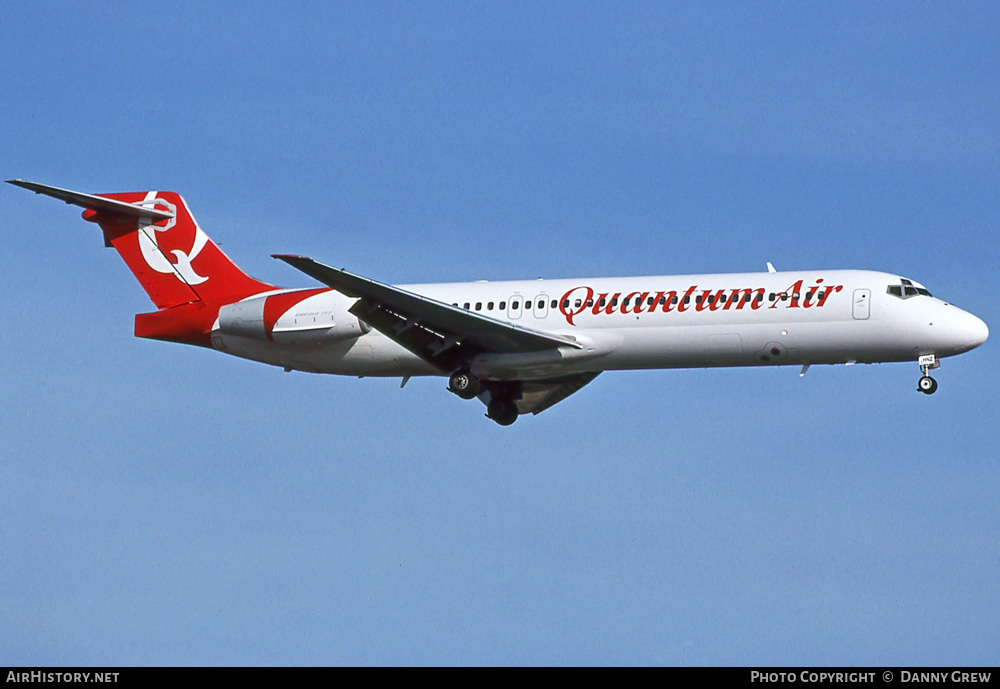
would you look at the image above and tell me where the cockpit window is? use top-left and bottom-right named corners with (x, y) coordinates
top-left (887, 280), bottom-right (931, 299)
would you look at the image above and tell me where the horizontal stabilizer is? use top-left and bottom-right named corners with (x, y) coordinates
top-left (6, 179), bottom-right (175, 221)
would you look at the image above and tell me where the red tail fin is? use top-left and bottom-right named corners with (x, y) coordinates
top-left (84, 191), bottom-right (273, 309)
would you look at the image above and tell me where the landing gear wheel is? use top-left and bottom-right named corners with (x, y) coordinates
top-left (918, 375), bottom-right (938, 395)
top-left (448, 371), bottom-right (481, 400)
top-left (487, 397), bottom-right (519, 426)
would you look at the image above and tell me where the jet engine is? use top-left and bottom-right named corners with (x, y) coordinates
top-left (216, 291), bottom-right (370, 344)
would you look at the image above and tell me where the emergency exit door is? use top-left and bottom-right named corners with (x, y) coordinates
top-left (852, 289), bottom-right (870, 320)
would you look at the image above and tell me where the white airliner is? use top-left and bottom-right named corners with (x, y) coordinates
top-left (9, 180), bottom-right (989, 425)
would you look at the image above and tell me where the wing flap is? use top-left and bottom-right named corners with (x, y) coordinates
top-left (516, 372), bottom-right (602, 415)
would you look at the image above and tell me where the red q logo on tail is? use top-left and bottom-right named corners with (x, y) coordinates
top-left (136, 192), bottom-right (210, 285)
top-left (87, 189), bottom-right (274, 309)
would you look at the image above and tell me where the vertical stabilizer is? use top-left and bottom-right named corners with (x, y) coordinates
top-left (8, 181), bottom-right (274, 309)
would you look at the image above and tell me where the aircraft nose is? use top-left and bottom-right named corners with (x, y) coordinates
top-left (945, 308), bottom-right (989, 353)
top-left (965, 312), bottom-right (989, 349)
top-left (931, 304), bottom-right (990, 356)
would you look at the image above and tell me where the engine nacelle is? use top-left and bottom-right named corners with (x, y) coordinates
top-left (217, 290), bottom-right (369, 344)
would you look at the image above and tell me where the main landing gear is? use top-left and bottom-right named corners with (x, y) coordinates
top-left (486, 396), bottom-right (519, 426)
top-left (448, 370), bottom-right (481, 400)
top-left (447, 370), bottom-right (521, 425)
top-left (917, 354), bottom-right (939, 395)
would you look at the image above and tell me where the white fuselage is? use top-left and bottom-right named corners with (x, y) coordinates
top-left (210, 269), bottom-right (989, 380)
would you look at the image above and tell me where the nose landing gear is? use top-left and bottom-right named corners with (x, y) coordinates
top-left (917, 354), bottom-right (939, 395)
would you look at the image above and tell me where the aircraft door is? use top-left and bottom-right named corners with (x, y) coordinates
top-left (852, 288), bottom-right (871, 320)
top-left (507, 294), bottom-right (522, 320)
top-left (534, 294), bottom-right (549, 319)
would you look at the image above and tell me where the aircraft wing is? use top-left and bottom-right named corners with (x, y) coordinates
top-left (515, 372), bottom-right (602, 415)
top-left (273, 254), bottom-right (582, 375)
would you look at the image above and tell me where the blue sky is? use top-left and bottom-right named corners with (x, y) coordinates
top-left (2, 2), bottom-right (998, 665)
